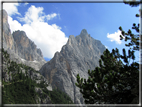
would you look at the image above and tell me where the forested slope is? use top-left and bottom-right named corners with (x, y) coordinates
top-left (2, 48), bottom-right (73, 105)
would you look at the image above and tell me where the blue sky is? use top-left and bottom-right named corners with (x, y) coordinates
top-left (2, 0), bottom-right (140, 63)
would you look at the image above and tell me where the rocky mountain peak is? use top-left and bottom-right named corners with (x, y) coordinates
top-left (67, 29), bottom-right (90, 47)
top-left (1, 9), bottom-right (16, 52)
top-left (12, 30), bottom-right (30, 48)
top-left (1, 9), bottom-right (46, 71)
top-left (69, 35), bottom-right (75, 39)
top-left (80, 29), bottom-right (89, 37)
top-left (12, 30), bottom-right (44, 62)
top-left (67, 35), bottom-right (75, 46)
top-left (40, 29), bottom-right (106, 104)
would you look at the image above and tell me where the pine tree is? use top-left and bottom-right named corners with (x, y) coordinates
top-left (75, 0), bottom-right (141, 104)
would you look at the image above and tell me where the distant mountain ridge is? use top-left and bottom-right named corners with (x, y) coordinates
top-left (39, 29), bottom-right (106, 104)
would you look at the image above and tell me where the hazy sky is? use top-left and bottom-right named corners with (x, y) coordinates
top-left (2, 0), bottom-right (140, 62)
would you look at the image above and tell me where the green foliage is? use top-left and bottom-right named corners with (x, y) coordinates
top-left (119, 1), bottom-right (141, 51)
top-left (123, 0), bottom-right (142, 7)
top-left (48, 88), bottom-right (74, 104)
top-left (76, 48), bottom-right (139, 104)
top-left (76, 49), bottom-right (138, 104)
top-left (75, 1), bottom-right (140, 104)
top-left (2, 48), bottom-right (74, 104)
top-left (2, 48), bottom-right (39, 104)
top-left (2, 78), bottom-right (37, 104)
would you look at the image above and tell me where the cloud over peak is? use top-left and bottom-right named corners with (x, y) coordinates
top-left (7, 4), bottom-right (68, 59)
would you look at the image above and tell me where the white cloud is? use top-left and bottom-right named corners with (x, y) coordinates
top-left (46, 13), bottom-right (58, 20)
top-left (19, 5), bottom-right (59, 24)
top-left (8, 16), bottom-right (23, 31)
top-left (107, 30), bottom-right (122, 44)
top-left (19, 5), bottom-right (45, 24)
top-left (8, 5), bottom-right (68, 59)
top-left (52, 24), bottom-right (61, 30)
top-left (3, 2), bottom-right (20, 16)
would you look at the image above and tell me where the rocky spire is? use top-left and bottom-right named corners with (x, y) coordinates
top-left (1, 9), bottom-right (46, 71)
top-left (39, 29), bottom-right (106, 104)
top-left (12, 30), bottom-right (44, 62)
top-left (80, 29), bottom-right (88, 37)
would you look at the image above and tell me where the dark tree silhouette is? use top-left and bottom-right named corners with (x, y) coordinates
top-left (75, 0), bottom-right (141, 104)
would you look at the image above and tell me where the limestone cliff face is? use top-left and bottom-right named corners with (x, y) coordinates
top-left (1, 10), bottom-right (17, 53)
top-left (39, 29), bottom-right (106, 104)
top-left (0, 10), bottom-right (46, 71)
top-left (12, 30), bottom-right (44, 62)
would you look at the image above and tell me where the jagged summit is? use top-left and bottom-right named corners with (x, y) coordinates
top-left (39, 29), bottom-right (106, 104)
top-left (67, 29), bottom-right (90, 46)
top-left (68, 29), bottom-right (89, 40)
top-left (80, 29), bottom-right (88, 36)
top-left (13, 30), bottom-right (27, 37)
top-left (1, 9), bottom-right (46, 71)
top-left (67, 35), bottom-right (75, 46)
top-left (12, 30), bottom-right (44, 62)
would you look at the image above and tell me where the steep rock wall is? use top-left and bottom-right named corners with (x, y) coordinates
top-left (39, 29), bottom-right (106, 104)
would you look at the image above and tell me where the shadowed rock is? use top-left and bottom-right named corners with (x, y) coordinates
top-left (39, 29), bottom-right (106, 104)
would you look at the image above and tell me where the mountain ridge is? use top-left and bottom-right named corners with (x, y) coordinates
top-left (1, 9), bottom-right (106, 104)
top-left (39, 28), bottom-right (106, 104)
top-left (1, 9), bottom-right (73, 104)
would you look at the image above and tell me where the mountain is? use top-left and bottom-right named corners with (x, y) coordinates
top-left (0, 9), bottom-right (46, 71)
top-left (1, 9), bottom-right (106, 104)
top-left (12, 30), bottom-right (44, 62)
top-left (1, 9), bottom-right (73, 105)
top-left (1, 9), bottom-right (51, 104)
top-left (2, 48), bottom-right (73, 104)
top-left (39, 29), bottom-right (106, 104)
top-left (1, 10), bottom-right (17, 53)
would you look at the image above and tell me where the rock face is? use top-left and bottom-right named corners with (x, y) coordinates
top-left (12, 30), bottom-right (44, 61)
top-left (35, 87), bottom-right (52, 104)
top-left (39, 29), bottom-right (106, 104)
top-left (1, 10), bottom-right (17, 53)
top-left (2, 48), bottom-right (52, 104)
top-left (1, 9), bottom-right (106, 104)
top-left (0, 9), bottom-right (46, 71)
